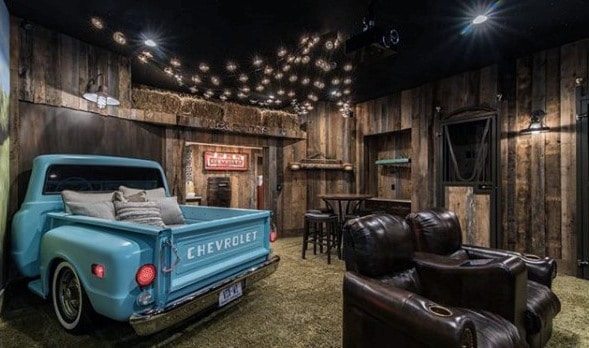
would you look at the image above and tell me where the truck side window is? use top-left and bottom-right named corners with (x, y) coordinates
top-left (43, 164), bottom-right (165, 194)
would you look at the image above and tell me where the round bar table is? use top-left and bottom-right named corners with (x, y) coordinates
top-left (317, 193), bottom-right (374, 227)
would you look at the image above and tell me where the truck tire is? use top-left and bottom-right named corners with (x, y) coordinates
top-left (52, 261), bottom-right (93, 333)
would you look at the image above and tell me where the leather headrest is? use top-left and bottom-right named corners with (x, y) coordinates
top-left (405, 207), bottom-right (462, 255)
top-left (345, 214), bottom-right (414, 277)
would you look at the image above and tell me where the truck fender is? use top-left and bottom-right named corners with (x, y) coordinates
top-left (39, 225), bottom-right (154, 320)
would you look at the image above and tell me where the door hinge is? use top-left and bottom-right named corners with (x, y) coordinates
top-left (576, 113), bottom-right (588, 120)
top-left (577, 259), bottom-right (589, 267)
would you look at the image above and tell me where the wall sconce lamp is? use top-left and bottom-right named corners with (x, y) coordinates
top-left (520, 110), bottom-right (550, 135)
top-left (82, 73), bottom-right (120, 109)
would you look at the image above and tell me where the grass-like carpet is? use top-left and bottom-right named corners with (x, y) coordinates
top-left (0, 237), bottom-right (588, 347)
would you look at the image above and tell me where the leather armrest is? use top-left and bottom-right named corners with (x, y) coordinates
top-left (343, 272), bottom-right (477, 347)
top-left (462, 245), bottom-right (557, 288)
top-left (414, 254), bottom-right (528, 336)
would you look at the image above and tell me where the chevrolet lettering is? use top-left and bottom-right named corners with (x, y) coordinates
top-left (187, 231), bottom-right (258, 259)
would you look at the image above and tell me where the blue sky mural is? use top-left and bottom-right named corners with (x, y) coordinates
top-left (0, 0), bottom-right (9, 93)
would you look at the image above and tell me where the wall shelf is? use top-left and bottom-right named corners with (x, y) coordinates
top-left (375, 158), bottom-right (411, 166)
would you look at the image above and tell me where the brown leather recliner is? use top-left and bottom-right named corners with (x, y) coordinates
top-left (343, 214), bottom-right (529, 348)
top-left (405, 207), bottom-right (561, 348)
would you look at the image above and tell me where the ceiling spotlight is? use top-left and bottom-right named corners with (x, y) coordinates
top-left (261, 78), bottom-right (270, 85)
top-left (277, 89), bottom-right (285, 96)
top-left (343, 89), bottom-right (351, 95)
top-left (343, 63), bottom-right (353, 71)
top-left (253, 56), bottom-right (263, 66)
top-left (237, 92), bottom-right (247, 98)
top-left (287, 91), bottom-right (296, 98)
top-left (144, 39), bottom-right (157, 47)
top-left (472, 14), bottom-right (488, 24)
top-left (289, 75), bottom-right (298, 82)
top-left (344, 78), bottom-right (352, 85)
top-left (325, 40), bottom-right (335, 50)
top-left (241, 86), bottom-right (251, 93)
top-left (223, 89), bottom-right (232, 96)
top-left (219, 95), bottom-right (227, 101)
top-left (275, 72), bottom-right (284, 80)
top-left (170, 58), bottom-right (181, 67)
top-left (301, 77), bottom-right (310, 85)
top-left (199, 63), bottom-right (210, 72)
top-left (282, 64), bottom-right (291, 72)
top-left (142, 51), bottom-right (153, 59)
top-left (113, 32), bottom-right (127, 45)
top-left (90, 17), bottom-right (104, 30)
top-left (189, 86), bottom-right (198, 93)
top-left (268, 94), bottom-right (275, 99)
top-left (302, 47), bottom-right (310, 55)
top-left (210, 76), bottom-right (221, 85)
top-left (332, 78), bottom-right (341, 85)
top-left (301, 56), bottom-right (310, 64)
top-left (264, 66), bottom-right (274, 75)
top-left (164, 67), bottom-right (173, 75)
top-left (239, 74), bottom-right (249, 82)
top-left (277, 48), bottom-right (287, 57)
top-left (192, 75), bottom-right (202, 84)
top-left (256, 84), bottom-right (265, 91)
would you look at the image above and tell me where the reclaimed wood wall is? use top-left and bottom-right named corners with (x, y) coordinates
top-left (354, 43), bottom-right (588, 274)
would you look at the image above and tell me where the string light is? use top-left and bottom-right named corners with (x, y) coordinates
top-left (87, 15), bottom-right (354, 116)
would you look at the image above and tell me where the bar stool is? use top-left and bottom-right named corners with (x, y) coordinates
top-left (302, 212), bottom-right (340, 264)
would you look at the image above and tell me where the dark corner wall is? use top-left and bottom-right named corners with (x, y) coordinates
top-left (0, 0), bottom-right (10, 312)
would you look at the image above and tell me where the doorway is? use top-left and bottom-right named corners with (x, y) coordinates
top-left (437, 107), bottom-right (500, 247)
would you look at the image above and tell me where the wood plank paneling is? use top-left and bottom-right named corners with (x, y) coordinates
top-left (445, 186), bottom-right (490, 247)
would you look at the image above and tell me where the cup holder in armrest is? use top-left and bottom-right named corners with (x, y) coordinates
top-left (427, 304), bottom-right (453, 317)
top-left (523, 253), bottom-right (542, 260)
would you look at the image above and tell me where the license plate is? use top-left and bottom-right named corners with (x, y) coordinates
top-left (218, 282), bottom-right (243, 307)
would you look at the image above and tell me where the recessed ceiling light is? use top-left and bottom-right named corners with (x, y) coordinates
top-left (144, 39), bottom-right (157, 47)
top-left (472, 14), bottom-right (488, 24)
top-left (170, 58), bottom-right (181, 67)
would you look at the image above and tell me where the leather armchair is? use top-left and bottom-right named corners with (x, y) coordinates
top-left (343, 214), bottom-right (528, 348)
top-left (405, 208), bottom-right (561, 348)
top-left (405, 207), bottom-right (556, 288)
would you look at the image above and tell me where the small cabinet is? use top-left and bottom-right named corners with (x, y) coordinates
top-left (364, 128), bottom-right (412, 203)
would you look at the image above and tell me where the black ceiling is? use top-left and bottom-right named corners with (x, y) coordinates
top-left (6, 0), bottom-right (589, 111)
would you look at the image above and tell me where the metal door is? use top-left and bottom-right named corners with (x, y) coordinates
top-left (437, 107), bottom-right (500, 247)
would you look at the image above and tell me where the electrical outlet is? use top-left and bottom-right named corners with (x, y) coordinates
top-left (391, 184), bottom-right (395, 190)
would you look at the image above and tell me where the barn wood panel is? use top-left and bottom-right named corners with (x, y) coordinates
top-left (558, 40), bottom-right (588, 273)
top-left (515, 55), bottom-right (533, 251)
top-left (544, 48), bottom-right (562, 258)
top-left (14, 102), bottom-right (163, 208)
top-left (530, 51), bottom-right (547, 256)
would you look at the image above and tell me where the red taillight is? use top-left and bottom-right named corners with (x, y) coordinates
top-left (136, 264), bottom-right (157, 287)
top-left (270, 224), bottom-right (278, 243)
top-left (91, 264), bottom-right (105, 278)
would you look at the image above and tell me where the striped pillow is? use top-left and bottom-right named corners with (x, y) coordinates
top-left (114, 201), bottom-right (165, 227)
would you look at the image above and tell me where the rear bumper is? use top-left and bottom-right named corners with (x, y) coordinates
top-left (129, 254), bottom-right (280, 336)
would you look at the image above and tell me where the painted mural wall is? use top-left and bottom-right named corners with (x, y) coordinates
top-left (0, 0), bottom-right (11, 311)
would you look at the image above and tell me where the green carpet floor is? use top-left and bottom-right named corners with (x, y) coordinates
top-left (0, 237), bottom-right (588, 347)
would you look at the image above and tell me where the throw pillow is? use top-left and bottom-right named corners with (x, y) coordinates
top-left (119, 185), bottom-right (166, 201)
top-left (113, 190), bottom-right (147, 202)
top-left (68, 201), bottom-right (116, 220)
top-left (114, 201), bottom-right (166, 227)
top-left (152, 196), bottom-right (186, 225)
top-left (62, 190), bottom-right (115, 213)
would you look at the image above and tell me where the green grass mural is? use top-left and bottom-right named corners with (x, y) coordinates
top-left (1, 0), bottom-right (10, 310)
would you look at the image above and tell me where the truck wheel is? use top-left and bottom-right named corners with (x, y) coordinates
top-left (52, 261), bottom-right (92, 333)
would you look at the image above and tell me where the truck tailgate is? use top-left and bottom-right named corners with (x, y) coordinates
top-left (169, 214), bottom-right (270, 298)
